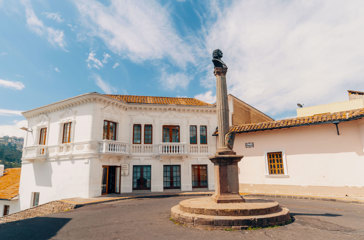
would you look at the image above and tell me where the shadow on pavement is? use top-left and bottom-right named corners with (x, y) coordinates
top-left (291, 212), bottom-right (342, 217)
top-left (0, 217), bottom-right (71, 240)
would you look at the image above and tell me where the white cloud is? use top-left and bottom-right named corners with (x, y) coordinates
top-left (102, 53), bottom-right (111, 64)
top-left (54, 67), bottom-right (60, 72)
top-left (0, 120), bottom-right (27, 138)
top-left (160, 71), bottom-right (191, 91)
top-left (43, 12), bottom-right (63, 23)
top-left (74, 0), bottom-right (195, 68)
top-left (86, 51), bottom-right (103, 69)
top-left (0, 109), bottom-right (23, 116)
top-left (112, 63), bottom-right (119, 69)
top-left (205, 0), bottom-right (364, 117)
top-left (94, 74), bottom-right (116, 94)
top-left (194, 91), bottom-right (216, 104)
top-left (0, 78), bottom-right (25, 90)
top-left (0, 52), bottom-right (7, 56)
top-left (21, 0), bottom-right (66, 49)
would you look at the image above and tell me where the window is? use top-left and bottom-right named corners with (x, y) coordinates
top-left (133, 165), bottom-right (151, 190)
top-left (267, 152), bottom-right (285, 175)
top-left (200, 126), bottom-right (207, 144)
top-left (192, 165), bottom-right (208, 188)
top-left (190, 125), bottom-right (197, 144)
top-left (163, 126), bottom-right (180, 143)
top-left (39, 128), bottom-right (47, 145)
top-left (31, 192), bottom-right (40, 207)
top-left (103, 120), bottom-right (117, 140)
top-left (62, 122), bottom-right (72, 143)
top-left (3, 205), bottom-right (9, 216)
top-left (133, 124), bottom-right (142, 144)
top-left (144, 125), bottom-right (153, 144)
top-left (163, 165), bottom-right (181, 189)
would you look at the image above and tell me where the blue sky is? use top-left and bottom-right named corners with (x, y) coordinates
top-left (1, 0), bottom-right (364, 137)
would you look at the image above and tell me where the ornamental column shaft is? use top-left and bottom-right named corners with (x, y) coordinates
top-left (214, 67), bottom-right (230, 153)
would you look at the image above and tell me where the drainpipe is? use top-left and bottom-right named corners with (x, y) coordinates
top-left (333, 120), bottom-right (340, 135)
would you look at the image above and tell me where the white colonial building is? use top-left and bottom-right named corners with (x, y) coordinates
top-left (18, 93), bottom-right (219, 210)
top-left (16, 92), bottom-right (271, 212)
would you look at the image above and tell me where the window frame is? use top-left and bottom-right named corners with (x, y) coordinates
top-left (189, 125), bottom-right (197, 144)
top-left (162, 125), bottom-right (180, 143)
top-left (103, 120), bottom-right (117, 141)
top-left (200, 125), bottom-right (208, 144)
top-left (3, 205), bottom-right (10, 216)
top-left (31, 192), bottom-right (40, 207)
top-left (62, 122), bottom-right (72, 144)
top-left (264, 150), bottom-right (289, 177)
top-left (133, 124), bottom-right (142, 144)
top-left (144, 124), bottom-right (153, 144)
top-left (39, 127), bottom-right (47, 145)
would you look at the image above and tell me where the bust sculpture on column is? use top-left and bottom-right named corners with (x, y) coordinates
top-left (210, 49), bottom-right (244, 203)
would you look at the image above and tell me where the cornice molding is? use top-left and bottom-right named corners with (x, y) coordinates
top-left (22, 92), bottom-right (216, 119)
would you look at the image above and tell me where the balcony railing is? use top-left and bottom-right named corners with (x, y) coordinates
top-left (159, 143), bottom-right (187, 155)
top-left (99, 141), bottom-right (207, 155)
top-left (22, 145), bottom-right (48, 160)
top-left (23, 140), bottom-right (210, 161)
top-left (99, 140), bottom-right (129, 154)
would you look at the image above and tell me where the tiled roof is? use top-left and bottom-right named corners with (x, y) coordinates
top-left (229, 108), bottom-right (364, 134)
top-left (0, 168), bottom-right (21, 200)
top-left (105, 95), bottom-right (212, 106)
top-left (348, 90), bottom-right (364, 96)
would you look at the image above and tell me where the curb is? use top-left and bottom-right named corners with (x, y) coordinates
top-left (61, 192), bottom-right (214, 208)
top-left (243, 193), bottom-right (364, 204)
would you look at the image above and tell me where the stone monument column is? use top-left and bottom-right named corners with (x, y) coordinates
top-left (210, 49), bottom-right (244, 203)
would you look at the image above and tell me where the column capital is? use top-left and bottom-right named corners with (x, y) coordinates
top-left (214, 67), bottom-right (228, 77)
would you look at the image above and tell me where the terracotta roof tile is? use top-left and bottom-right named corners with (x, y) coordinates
top-left (0, 168), bottom-right (21, 200)
top-left (229, 108), bottom-right (364, 134)
top-left (105, 95), bottom-right (212, 106)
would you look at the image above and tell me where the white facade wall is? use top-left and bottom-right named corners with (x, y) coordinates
top-left (19, 93), bottom-right (217, 211)
top-left (0, 200), bottom-right (19, 216)
top-left (235, 119), bottom-right (364, 198)
top-left (20, 102), bottom-right (95, 210)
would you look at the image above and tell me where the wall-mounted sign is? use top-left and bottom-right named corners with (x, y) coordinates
top-left (245, 142), bottom-right (254, 148)
top-left (121, 164), bottom-right (129, 176)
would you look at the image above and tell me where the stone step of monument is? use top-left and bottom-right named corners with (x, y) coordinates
top-left (171, 204), bottom-right (291, 229)
top-left (178, 197), bottom-right (282, 216)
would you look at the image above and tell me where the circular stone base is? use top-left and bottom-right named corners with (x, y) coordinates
top-left (171, 197), bottom-right (291, 229)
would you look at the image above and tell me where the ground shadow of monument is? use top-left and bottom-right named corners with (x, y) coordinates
top-left (0, 217), bottom-right (71, 240)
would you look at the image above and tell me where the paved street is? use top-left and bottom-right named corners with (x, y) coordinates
top-left (1, 195), bottom-right (364, 240)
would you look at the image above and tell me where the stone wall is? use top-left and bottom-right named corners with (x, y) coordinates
top-left (0, 200), bottom-right (76, 224)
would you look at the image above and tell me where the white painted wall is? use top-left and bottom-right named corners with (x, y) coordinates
top-left (234, 119), bottom-right (364, 197)
top-left (0, 200), bottom-right (19, 216)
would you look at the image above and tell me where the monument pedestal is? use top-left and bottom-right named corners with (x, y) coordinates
top-left (210, 151), bottom-right (245, 203)
top-left (171, 197), bottom-right (291, 229)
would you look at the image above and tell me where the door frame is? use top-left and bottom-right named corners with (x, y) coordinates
top-left (162, 125), bottom-right (180, 143)
top-left (102, 165), bottom-right (121, 195)
top-left (132, 165), bottom-right (152, 190)
top-left (163, 165), bottom-right (181, 190)
top-left (192, 164), bottom-right (208, 188)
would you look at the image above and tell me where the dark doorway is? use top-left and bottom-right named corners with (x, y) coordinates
top-left (163, 165), bottom-right (181, 189)
top-left (133, 165), bottom-right (151, 190)
top-left (102, 166), bottom-right (121, 195)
